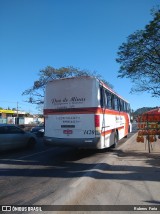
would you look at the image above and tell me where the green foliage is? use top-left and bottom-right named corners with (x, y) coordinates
top-left (133, 106), bottom-right (159, 117)
top-left (22, 66), bottom-right (113, 105)
top-left (116, 9), bottom-right (160, 97)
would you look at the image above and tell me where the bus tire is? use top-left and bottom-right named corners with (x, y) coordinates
top-left (113, 131), bottom-right (119, 148)
top-left (124, 126), bottom-right (130, 138)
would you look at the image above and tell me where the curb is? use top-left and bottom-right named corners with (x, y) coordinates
top-left (118, 132), bottom-right (137, 150)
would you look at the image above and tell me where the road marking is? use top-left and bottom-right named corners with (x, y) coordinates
top-left (19, 148), bottom-right (56, 159)
top-left (1, 148), bottom-right (55, 161)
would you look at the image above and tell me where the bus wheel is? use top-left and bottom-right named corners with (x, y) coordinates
top-left (124, 126), bottom-right (130, 138)
top-left (113, 131), bottom-right (118, 148)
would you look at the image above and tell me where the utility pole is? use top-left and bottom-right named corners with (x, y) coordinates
top-left (16, 102), bottom-right (19, 125)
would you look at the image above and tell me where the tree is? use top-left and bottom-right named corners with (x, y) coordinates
top-left (22, 66), bottom-right (113, 105)
top-left (116, 9), bottom-right (160, 97)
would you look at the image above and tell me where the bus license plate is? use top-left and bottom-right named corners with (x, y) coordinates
top-left (63, 130), bottom-right (73, 134)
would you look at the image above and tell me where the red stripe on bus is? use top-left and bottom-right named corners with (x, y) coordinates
top-left (101, 126), bottom-right (124, 136)
top-left (44, 107), bottom-right (99, 115)
top-left (44, 107), bottom-right (129, 116)
top-left (101, 129), bottom-right (115, 136)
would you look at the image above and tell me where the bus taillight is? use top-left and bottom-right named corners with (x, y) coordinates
top-left (95, 115), bottom-right (100, 128)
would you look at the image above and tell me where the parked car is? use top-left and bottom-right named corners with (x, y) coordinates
top-left (0, 124), bottom-right (37, 151)
top-left (31, 123), bottom-right (44, 137)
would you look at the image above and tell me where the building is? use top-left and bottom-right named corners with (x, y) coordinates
top-left (0, 109), bottom-right (44, 124)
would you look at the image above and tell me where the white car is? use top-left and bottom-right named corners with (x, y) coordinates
top-left (0, 124), bottom-right (37, 151)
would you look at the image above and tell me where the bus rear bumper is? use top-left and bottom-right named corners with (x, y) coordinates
top-left (43, 136), bottom-right (101, 149)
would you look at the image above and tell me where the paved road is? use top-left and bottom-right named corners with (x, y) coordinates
top-left (0, 124), bottom-right (143, 214)
top-left (0, 128), bottom-right (136, 206)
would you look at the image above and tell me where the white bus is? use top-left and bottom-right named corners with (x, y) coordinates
top-left (44, 76), bottom-right (132, 149)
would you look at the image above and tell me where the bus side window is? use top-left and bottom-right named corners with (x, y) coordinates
top-left (117, 98), bottom-right (121, 111)
top-left (126, 103), bottom-right (131, 113)
top-left (105, 91), bottom-right (112, 109)
top-left (119, 100), bottom-right (122, 111)
top-left (111, 94), bottom-right (114, 109)
top-left (124, 102), bottom-right (127, 112)
top-left (114, 96), bottom-right (119, 111)
top-left (100, 86), bottom-right (105, 108)
top-left (121, 100), bottom-right (124, 111)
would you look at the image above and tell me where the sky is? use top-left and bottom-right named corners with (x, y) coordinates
top-left (0, 0), bottom-right (159, 113)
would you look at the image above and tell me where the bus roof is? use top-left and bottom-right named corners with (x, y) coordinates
top-left (98, 79), bottom-right (129, 104)
top-left (47, 76), bottom-right (130, 104)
